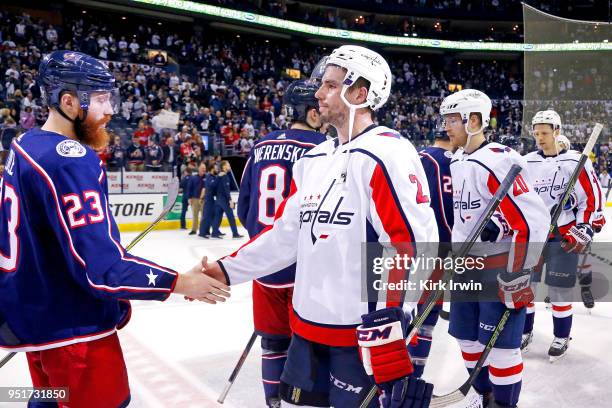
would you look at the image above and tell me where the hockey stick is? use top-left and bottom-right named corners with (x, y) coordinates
top-left (124, 177), bottom-right (180, 251)
top-left (217, 331), bottom-right (258, 404)
top-left (431, 123), bottom-right (604, 407)
top-left (0, 177), bottom-right (180, 370)
top-left (359, 163), bottom-right (523, 408)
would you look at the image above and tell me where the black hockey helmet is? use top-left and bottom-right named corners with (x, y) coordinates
top-left (283, 80), bottom-right (319, 123)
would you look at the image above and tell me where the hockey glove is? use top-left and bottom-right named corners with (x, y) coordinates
top-left (550, 191), bottom-right (578, 216)
top-left (561, 223), bottom-right (593, 254)
top-left (357, 307), bottom-right (413, 385)
top-left (497, 269), bottom-right (534, 309)
top-left (480, 212), bottom-right (511, 243)
top-left (380, 376), bottom-right (433, 408)
top-left (593, 212), bottom-right (606, 233)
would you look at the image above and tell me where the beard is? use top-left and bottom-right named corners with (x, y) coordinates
top-left (75, 114), bottom-right (112, 150)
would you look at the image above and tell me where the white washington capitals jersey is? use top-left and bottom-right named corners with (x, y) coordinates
top-left (523, 149), bottom-right (601, 233)
top-left (219, 125), bottom-right (438, 347)
top-left (450, 142), bottom-right (550, 272)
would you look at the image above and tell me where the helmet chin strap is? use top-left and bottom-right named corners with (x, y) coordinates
top-left (337, 83), bottom-right (370, 184)
top-left (462, 120), bottom-right (485, 152)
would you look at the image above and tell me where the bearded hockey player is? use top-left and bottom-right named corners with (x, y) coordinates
top-left (522, 111), bottom-right (602, 361)
top-left (237, 79), bottom-right (327, 407)
top-left (441, 89), bottom-right (550, 408)
top-left (0, 51), bottom-right (229, 408)
top-left (204, 45), bottom-right (438, 407)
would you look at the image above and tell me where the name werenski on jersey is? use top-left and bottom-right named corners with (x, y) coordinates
top-left (454, 180), bottom-right (481, 223)
top-left (253, 142), bottom-right (309, 164)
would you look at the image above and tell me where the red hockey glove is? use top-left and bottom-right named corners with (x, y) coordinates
top-left (357, 307), bottom-right (413, 385)
top-left (497, 269), bottom-right (534, 309)
top-left (561, 223), bottom-right (593, 254)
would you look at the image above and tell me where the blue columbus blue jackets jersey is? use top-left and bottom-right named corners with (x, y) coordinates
top-left (0, 129), bottom-right (178, 352)
top-left (419, 146), bottom-right (454, 244)
top-left (237, 128), bottom-right (326, 287)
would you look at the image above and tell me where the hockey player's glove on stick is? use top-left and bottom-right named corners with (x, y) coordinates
top-left (380, 376), bottom-right (434, 408)
top-left (479, 212), bottom-right (511, 243)
top-left (217, 331), bottom-right (258, 404)
top-left (431, 123), bottom-right (604, 407)
top-left (497, 269), bottom-right (534, 309)
top-left (125, 177), bottom-right (180, 251)
top-left (358, 307), bottom-right (433, 408)
top-left (359, 164), bottom-right (523, 408)
top-left (0, 178), bottom-right (181, 370)
top-left (561, 223), bottom-right (594, 254)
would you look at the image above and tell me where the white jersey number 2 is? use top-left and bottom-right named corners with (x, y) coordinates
top-left (257, 165), bottom-right (286, 226)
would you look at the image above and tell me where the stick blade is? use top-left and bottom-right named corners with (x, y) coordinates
top-left (163, 177), bottom-right (180, 213)
top-left (431, 385), bottom-right (483, 408)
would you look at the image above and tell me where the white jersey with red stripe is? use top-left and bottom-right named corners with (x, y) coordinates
top-left (524, 149), bottom-right (601, 232)
top-left (450, 141), bottom-right (550, 272)
top-left (218, 125), bottom-right (439, 347)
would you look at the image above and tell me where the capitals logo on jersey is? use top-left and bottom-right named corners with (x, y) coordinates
top-left (298, 180), bottom-right (356, 244)
top-left (532, 170), bottom-right (569, 200)
top-left (454, 179), bottom-right (481, 223)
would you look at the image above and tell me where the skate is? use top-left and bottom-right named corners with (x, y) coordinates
top-left (581, 286), bottom-right (595, 310)
top-left (520, 332), bottom-right (533, 352)
top-left (548, 337), bottom-right (570, 362)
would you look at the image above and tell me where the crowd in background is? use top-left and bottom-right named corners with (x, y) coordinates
top-left (0, 8), bottom-right (610, 181)
top-left (203, 0), bottom-right (585, 41)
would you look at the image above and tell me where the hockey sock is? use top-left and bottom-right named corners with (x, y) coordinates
top-left (489, 348), bottom-right (523, 407)
top-left (551, 302), bottom-right (573, 338)
top-left (262, 349), bottom-right (288, 404)
top-left (458, 340), bottom-right (491, 394)
top-left (468, 365), bottom-right (493, 395)
top-left (408, 306), bottom-right (440, 378)
top-left (523, 303), bottom-right (535, 334)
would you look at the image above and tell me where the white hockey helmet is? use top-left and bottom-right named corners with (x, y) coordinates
top-left (557, 134), bottom-right (571, 151)
top-left (439, 89), bottom-right (492, 135)
top-left (531, 110), bottom-right (562, 131)
top-left (325, 45), bottom-right (392, 111)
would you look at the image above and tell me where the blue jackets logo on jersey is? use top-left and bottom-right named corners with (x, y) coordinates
top-left (56, 140), bottom-right (86, 158)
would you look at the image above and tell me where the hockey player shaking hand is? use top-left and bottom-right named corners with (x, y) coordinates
top-left (203, 45), bottom-right (438, 407)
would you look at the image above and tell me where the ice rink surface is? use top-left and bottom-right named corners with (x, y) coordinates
top-left (2, 212), bottom-right (612, 407)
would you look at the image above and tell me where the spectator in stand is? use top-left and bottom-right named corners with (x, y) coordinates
top-left (0, 117), bottom-right (18, 162)
top-left (187, 162), bottom-right (206, 236)
top-left (134, 120), bottom-right (154, 146)
top-left (162, 136), bottom-right (179, 175)
top-left (126, 135), bottom-right (145, 171)
top-left (145, 138), bottom-right (163, 172)
top-left (174, 125), bottom-right (190, 145)
top-left (19, 106), bottom-right (35, 131)
top-left (180, 134), bottom-right (198, 169)
top-left (238, 129), bottom-right (253, 155)
top-left (108, 135), bottom-right (126, 172)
